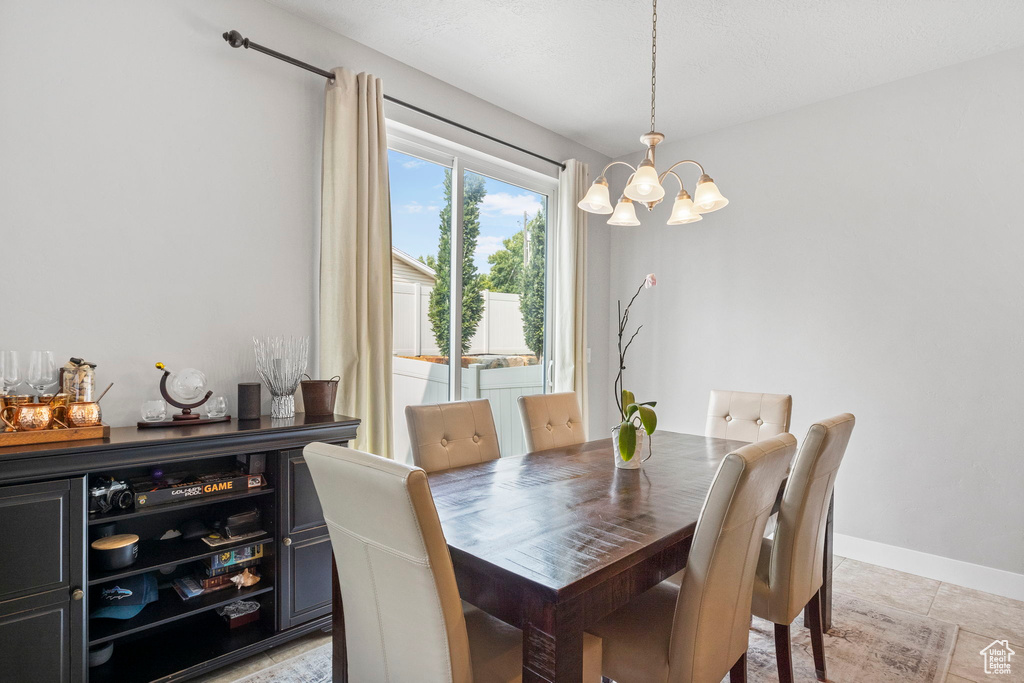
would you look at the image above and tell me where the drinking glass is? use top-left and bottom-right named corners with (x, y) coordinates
top-left (0, 351), bottom-right (21, 394)
top-left (27, 351), bottom-right (58, 396)
top-left (141, 400), bottom-right (167, 423)
top-left (206, 396), bottom-right (228, 418)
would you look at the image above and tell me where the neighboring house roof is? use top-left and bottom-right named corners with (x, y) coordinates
top-left (392, 247), bottom-right (436, 279)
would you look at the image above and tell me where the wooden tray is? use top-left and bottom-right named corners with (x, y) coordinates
top-left (0, 423), bottom-right (109, 447)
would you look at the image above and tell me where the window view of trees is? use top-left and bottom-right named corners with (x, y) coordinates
top-left (389, 147), bottom-right (551, 460)
top-left (418, 171), bottom-right (547, 362)
top-left (425, 171), bottom-right (487, 355)
top-left (520, 211), bottom-right (545, 358)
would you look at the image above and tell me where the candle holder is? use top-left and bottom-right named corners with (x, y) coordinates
top-left (253, 336), bottom-right (309, 419)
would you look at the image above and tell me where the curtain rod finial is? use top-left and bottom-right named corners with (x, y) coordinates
top-left (223, 30), bottom-right (247, 49)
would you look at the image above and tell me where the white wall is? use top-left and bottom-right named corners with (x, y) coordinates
top-left (0, 0), bottom-right (610, 428)
top-left (606, 47), bottom-right (1024, 584)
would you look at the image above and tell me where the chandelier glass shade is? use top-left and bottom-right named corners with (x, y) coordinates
top-left (607, 197), bottom-right (641, 226)
top-left (578, 0), bottom-right (728, 226)
top-left (577, 178), bottom-right (614, 214)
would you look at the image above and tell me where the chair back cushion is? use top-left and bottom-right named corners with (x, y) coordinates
top-left (760, 413), bottom-right (855, 623)
top-left (705, 390), bottom-right (792, 443)
top-left (517, 392), bottom-right (586, 452)
top-left (406, 399), bottom-right (501, 472)
top-left (670, 434), bottom-right (796, 683)
top-left (303, 443), bottom-right (471, 683)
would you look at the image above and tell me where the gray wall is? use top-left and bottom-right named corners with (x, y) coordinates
top-left (606, 47), bottom-right (1024, 577)
top-left (0, 0), bottom-right (611, 428)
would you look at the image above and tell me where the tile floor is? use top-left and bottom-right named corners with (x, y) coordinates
top-left (204, 556), bottom-right (1024, 682)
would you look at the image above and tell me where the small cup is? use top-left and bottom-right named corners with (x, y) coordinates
top-left (2, 403), bottom-right (58, 431)
top-left (206, 396), bottom-right (228, 418)
top-left (141, 400), bottom-right (167, 423)
top-left (62, 402), bottom-right (102, 428)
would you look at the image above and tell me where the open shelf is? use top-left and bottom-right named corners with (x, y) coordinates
top-left (88, 612), bottom-right (279, 683)
top-left (89, 583), bottom-right (273, 645)
top-left (88, 487), bottom-right (274, 526)
top-left (89, 533), bottom-right (272, 585)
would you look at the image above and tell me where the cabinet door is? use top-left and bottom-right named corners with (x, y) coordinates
top-left (278, 531), bottom-right (333, 629)
top-left (281, 448), bottom-right (326, 535)
top-left (278, 447), bottom-right (343, 629)
top-left (0, 478), bottom-right (86, 683)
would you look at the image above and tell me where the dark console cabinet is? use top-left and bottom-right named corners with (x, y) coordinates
top-left (0, 415), bottom-right (358, 683)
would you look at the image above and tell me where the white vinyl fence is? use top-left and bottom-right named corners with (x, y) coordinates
top-left (393, 283), bottom-right (530, 357)
top-left (392, 356), bottom-right (544, 464)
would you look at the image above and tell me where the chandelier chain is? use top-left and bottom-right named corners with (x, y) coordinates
top-left (650, 0), bottom-right (657, 133)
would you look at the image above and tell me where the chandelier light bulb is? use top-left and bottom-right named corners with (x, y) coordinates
top-left (608, 197), bottom-right (641, 226)
top-left (693, 174), bottom-right (729, 213)
top-left (623, 161), bottom-right (665, 203)
top-left (577, 177), bottom-right (614, 214)
top-left (666, 190), bottom-right (703, 225)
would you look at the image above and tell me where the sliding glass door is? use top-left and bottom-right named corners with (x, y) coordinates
top-left (388, 134), bottom-right (556, 463)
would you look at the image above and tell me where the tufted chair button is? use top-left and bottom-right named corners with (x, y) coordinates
top-left (725, 415), bottom-right (732, 422)
top-left (756, 419), bottom-right (763, 425)
top-left (546, 423), bottom-right (553, 430)
top-left (472, 435), bottom-right (480, 443)
top-left (440, 438), bottom-right (448, 447)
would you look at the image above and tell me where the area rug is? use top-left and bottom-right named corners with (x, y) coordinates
top-left (237, 646), bottom-right (331, 683)
top-left (239, 592), bottom-right (956, 682)
top-left (741, 592), bottom-right (957, 682)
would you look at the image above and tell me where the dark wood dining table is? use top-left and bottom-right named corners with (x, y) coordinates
top-left (331, 431), bottom-right (833, 683)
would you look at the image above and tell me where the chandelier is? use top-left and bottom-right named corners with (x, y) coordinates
top-left (577, 0), bottom-right (728, 226)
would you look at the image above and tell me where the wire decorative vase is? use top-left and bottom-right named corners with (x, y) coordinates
top-left (253, 336), bottom-right (309, 418)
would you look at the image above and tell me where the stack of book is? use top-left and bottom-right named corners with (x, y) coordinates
top-left (172, 543), bottom-right (265, 600)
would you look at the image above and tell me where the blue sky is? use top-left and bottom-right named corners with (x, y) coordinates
top-left (388, 149), bottom-right (547, 272)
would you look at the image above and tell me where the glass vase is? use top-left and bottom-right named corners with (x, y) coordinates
top-left (253, 336), bottom-right (309, 420)
top-left (270, 394), bottom-right (294, 419)
top-left (611, 425), bottom-right (646, 469)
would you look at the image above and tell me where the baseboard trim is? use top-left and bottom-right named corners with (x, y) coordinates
top-left (834, 534), bottom-right (1024, 603)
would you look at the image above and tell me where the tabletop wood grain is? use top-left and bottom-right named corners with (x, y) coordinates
top-left (428, 431), bottom-right (748, 599)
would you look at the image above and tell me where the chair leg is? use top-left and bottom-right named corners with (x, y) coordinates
top-left (774, 622), bottom-right (794, 683)
top-left (729, 651), bottom-right (747, 683)
top-left (806, 588), bottom-right (828, 681)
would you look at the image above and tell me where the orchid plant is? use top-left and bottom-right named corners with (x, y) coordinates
top-left (615, 274), bottom-right (658, 461)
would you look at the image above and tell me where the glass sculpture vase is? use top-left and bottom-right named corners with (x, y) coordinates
top-left (253, 336), bottom-right (309, 419)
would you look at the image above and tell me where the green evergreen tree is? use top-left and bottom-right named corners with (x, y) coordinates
top-left (521, 210), bottom-right (546, 357)
top-left (417, 254), bottom-right (438, 271)
top-left (485, 230), bottom-right (525, 294)
top-left (427, 171), bottom-right (487, 356)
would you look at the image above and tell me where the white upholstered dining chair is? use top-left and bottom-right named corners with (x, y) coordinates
top-left (587, 434), bottom-right (796, 683)
top-left (303, 442), bottom-right (602, 682)
top-left (517, 391), bottom-right (586, 452)
top-left (406, 399), bottom-right (501, 473)
top-left (706, 390), bottom-right (793, 443)
top-left (752, 414), bottom-right (855, 683)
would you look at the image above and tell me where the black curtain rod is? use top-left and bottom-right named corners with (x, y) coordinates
top-left (223, 30), bottom-right (567, 171)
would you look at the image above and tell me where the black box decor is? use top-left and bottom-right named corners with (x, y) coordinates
top-left (238, 382), bottom-right (261, 420)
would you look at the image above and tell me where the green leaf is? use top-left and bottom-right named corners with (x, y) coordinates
top-left (621, 389), bottom-right (635, 413)
top-left (625, 403), bottom-right (639, 419)
top-left (638, 405), bottom-right (658, 435)
top-left (618, 421), bottom-right (637, 461)
top-left (640, 401), bottom-right (657, 408)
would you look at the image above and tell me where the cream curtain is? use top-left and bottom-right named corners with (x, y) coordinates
top-left (319, 68), bottom-right (393, 457)
top-left (552, 159), bottom-right (590, 432)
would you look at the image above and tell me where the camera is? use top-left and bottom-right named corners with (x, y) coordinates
top-left (89, 477), bottom-right (134, 514)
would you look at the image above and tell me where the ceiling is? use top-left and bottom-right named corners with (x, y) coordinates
top-left (266, 0), bottom-right (1024, 158)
